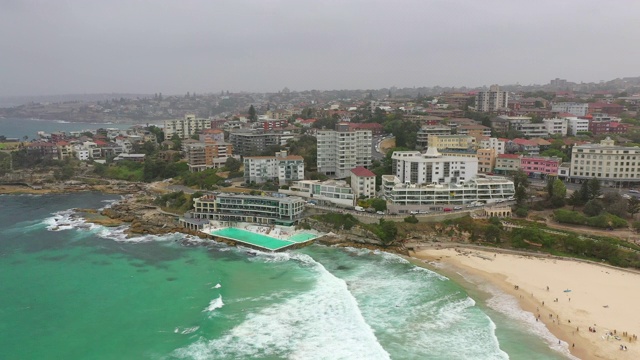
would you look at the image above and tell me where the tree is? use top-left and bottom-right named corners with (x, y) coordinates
top-left (248, 105), bottom-right (257, 122)
top-left (547, 178), bottom-right (567, 207)
top-left (586, 178), bottom-right (602, 201)
top-left (583, 200), bottom-right (604, 217)
top-left (484, 224), bottom-right (502, 243)
top-left (567, 191), bottom-right (584, 210)
top-left (370, 198), bottom-right (387, 212)
top-left (377, 220), bottom-right (397, 245)
top-left (540, 149), bottom-right (568, 162)
top-left (512, 170), bottom-right (530, 206)
top-left (628, 197), bottom-right (640, 218)
top-left (224, 157), bottom-right (241, 173)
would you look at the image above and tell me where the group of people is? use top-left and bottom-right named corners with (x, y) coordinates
top-left (619, 345), bottom-right (628, 351)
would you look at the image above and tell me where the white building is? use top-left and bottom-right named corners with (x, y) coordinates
top-left (542, 118), bottom-right (568, 136)
top-left (244, 150), bottom-right (304, 184)
top-left (350, 166), bottom-right (376, 199)
top-left (190, 193), bottom-right (305, 225)
top-left (475, 85), bottom-right (508, 112)
top-left (74, 145), bottom-right (90, 161)
top-left (570, 137), bottom-right (640, 186)
top-left (82, 141), bottom-right (102, 158)
top-left (479, 137), bottom-right (506, 155)
top-left (416, 126), bottom-right (452, 148)
top-left (391, 148), bottom-right (478, 185)
top-left (566, 117), bottom-right (590, 136)
top-left (164, 114), bottom-right (212, 139)
top-left (551, 102), bottom-right (589, 117)
top-left (317, 123), bottom-right (372, 178)
top-left (382, 174), bottom-right (515, 213)
top-left (280, 180), bottom-right (356, 207)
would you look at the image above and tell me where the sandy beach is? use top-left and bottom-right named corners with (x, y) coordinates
top-left (413, 247), bottom-right (640, 360)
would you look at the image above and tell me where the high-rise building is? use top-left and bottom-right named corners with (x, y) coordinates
top-left (570, 137), bottom-right (640, 186)
top-left (475, 85), bottom-right (508, 112)
top-left (317, 123), bottom-right (372, 178)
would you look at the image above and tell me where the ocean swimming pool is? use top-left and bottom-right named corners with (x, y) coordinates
top-left (210, 227), bottom-right (319, 251)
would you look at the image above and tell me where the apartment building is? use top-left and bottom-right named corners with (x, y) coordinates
top-left (191, 193), bottom-right (305, 225)
top-left (551, 102), bottom-right (588, 117)
top-left (457, 124), bottom-right (491, 138)
top-left (164, 114), bottom-right (212, 139)
top-left (477, 148), bottom-right (497, 174)
top-left (185, 141), bottom-right (233, 172)
top-left (280, 180), bottom-right (356, 207)
top-left (244, 150), bottom-right (304, 184)
top-left (382, 174), bottom-right (515, 212)
top-left (479, 137), bottom-right (506, 155)
top-left (350, 166), bottom-right (376, 199)
top-left (494, 154), bottom-right (522, 174)
top-left (520, 156), bottom-right (562, 177)
top-left (475, 85), bottom-right (508, 112)
top-left (391, 147), bottom-right (478, 185)
top-left (570, 137), bottom-right (640, 185)
top-left (513, 123), bottom-right (549, 138)
top-left (317, 123), bottom-right (372, 178)
top-left (427, 135), bottom-right (476, 150)
top-left (542, 118), bottom-right (568, 136)
top-left (416, 126), bottom-right (452, 148)
top-left (229, 130), bottom-right (282, 156)
top-left (566, 117), bottom-right (590, 136)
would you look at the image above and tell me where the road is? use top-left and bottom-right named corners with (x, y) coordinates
top-left (372, 135), bottom-right (393, 161)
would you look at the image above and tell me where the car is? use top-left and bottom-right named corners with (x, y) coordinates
top-left (630, 190), bottom-right (640, 194)
top-left (418, 210), bottom-right (430, 214)
top-left (453, 206), bottom-right (463, 210)
top-left (443, 208), bottom-right (452, 212)
top-left (376, 211), bottom-right (385, 215)
top-left (410, 210), bottom-right (419, 215)
top-left (507, 196), bottom-right (515, 201)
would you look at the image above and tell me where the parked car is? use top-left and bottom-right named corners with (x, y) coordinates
top-left (410, 210), bottom-right (419, 215)
top-left (443, 208), bottom-right (452, 212)
top-left (376, 211), bottom-right (385, 215)
top-left (630, 189), bottom-right (640, 194)
top-left (453, 206), bottom-right (463, 210)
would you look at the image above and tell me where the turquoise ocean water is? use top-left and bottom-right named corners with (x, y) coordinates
top-left (0, 193), bottom-right (574, 359)
top-left (0, 117), bottom-right (159, 139)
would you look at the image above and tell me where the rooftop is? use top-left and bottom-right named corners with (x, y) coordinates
top-left (351, 166), bottom-right (375, 177)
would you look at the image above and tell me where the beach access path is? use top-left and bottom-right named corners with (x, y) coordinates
top-left (413, 248), bottom-right (640, 360)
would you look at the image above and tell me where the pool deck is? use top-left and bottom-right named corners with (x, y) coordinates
top-left (201, 223), bottom-right (322, 252)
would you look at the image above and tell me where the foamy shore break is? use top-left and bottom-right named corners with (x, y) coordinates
top-left (413, 248), bottom-right (640, 360)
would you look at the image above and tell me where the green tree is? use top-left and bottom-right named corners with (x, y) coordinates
top-left (512, 170), bottom-right (530, 206)
top-left (224, 157), bottom-right (241, 173)
top-left (484, 224), bottom-right (502, 243)
top-left (567, 190), bottom-right (584, 210)
top-left (628, 197), bottom-right (640, 218)
top-left (586, 178), bottom-right (602, 201)
top-left (583, 200), bottom-right (604, 217)
top-left (377, 220), bottom-right (397, 245)
top-left (248, 105), bottom-right (257, 122)
top-left (370, 198), bottom-right (387, 212)
top-left (551, 179), bottom-right (567, 201)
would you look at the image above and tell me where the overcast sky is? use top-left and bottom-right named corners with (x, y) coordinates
top-left (1, 0), bottom-right (639, 96)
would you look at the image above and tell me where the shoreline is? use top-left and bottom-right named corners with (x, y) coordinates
top-left (412, 247), bottom-right (640, 360)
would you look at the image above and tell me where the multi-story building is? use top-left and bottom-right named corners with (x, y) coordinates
top-left (494, 154), bottom-right (522, 174)
top-left (427, 135), bottom-right (476, 150)
top-left (199, 129), bottom-right (225, 143)
top-left (479, 137), bottom-right (506, 154)
top-left (244, 150), bottom-right (304, 184)
top-left (317, 123), bottom-right (372, 178)
top-left (185, 141), bottom-right (233, 172)
top-left (508, 138), bottom-right (541, 155)
top-left (382, 174), bottom-right (515, 212)
top-left (566, 117), bottom-right (590, 136)
top-left (164, 114), bottom-right (212, 139)
top-left (570, 137), bottom-right (640, 186)
top-left (542, 118), bottom-right (568, 136)
top-left (229, 130), bottom-right (282, 156)
top-left (56, 141), bottom-right (73, 160)
top-left (475, 85), bottom-right (508, 112)
top-left (457, 124), bottom-right (491, 138)
top-left (492, 116), bottom-right (532, 134)
top-left (477, 148), bottom-right (496, 174)
top-left (391, 148), bottom-right (478, 185)
top-left (190, 193), bottom-right (306, 225)
top-left (280, 180), bottom-right (356, 207)
top-left (350, 166), bottom-right (376, 199)
top-left (519, 156), bottom-right (562, 178)
top-left (416, 126), bottom-right (452, 148)
top-left (513, 122), bottom-right (549, 138)
top-left (551, 102), bottom-right (589, 117)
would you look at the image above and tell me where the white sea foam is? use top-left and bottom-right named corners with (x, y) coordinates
top-left (174, 326), bottom-right (200, 335)
top-left (203, 295), bottom-right (224, 313)
top-left (213, 284), bottom-right (221, 289)
top-left (174, 253), bottom-right (390, 360)
top-left (484, 283), bottom-right (580, 359)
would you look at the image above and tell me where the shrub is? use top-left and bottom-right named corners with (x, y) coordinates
top-left (515, 207), bottom-right (529, 218)
top-left (404, 215), bottom-right (419, 223)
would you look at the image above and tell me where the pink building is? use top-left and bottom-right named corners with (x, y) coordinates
top-left (519, 156), bottom-right (562, 177)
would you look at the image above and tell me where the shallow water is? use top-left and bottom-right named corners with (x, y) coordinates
top-left (0, 193), bottom-right (570, 359)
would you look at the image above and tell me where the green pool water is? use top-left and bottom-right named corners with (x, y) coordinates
top-left (210, 228), bottom-right (318, 251)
